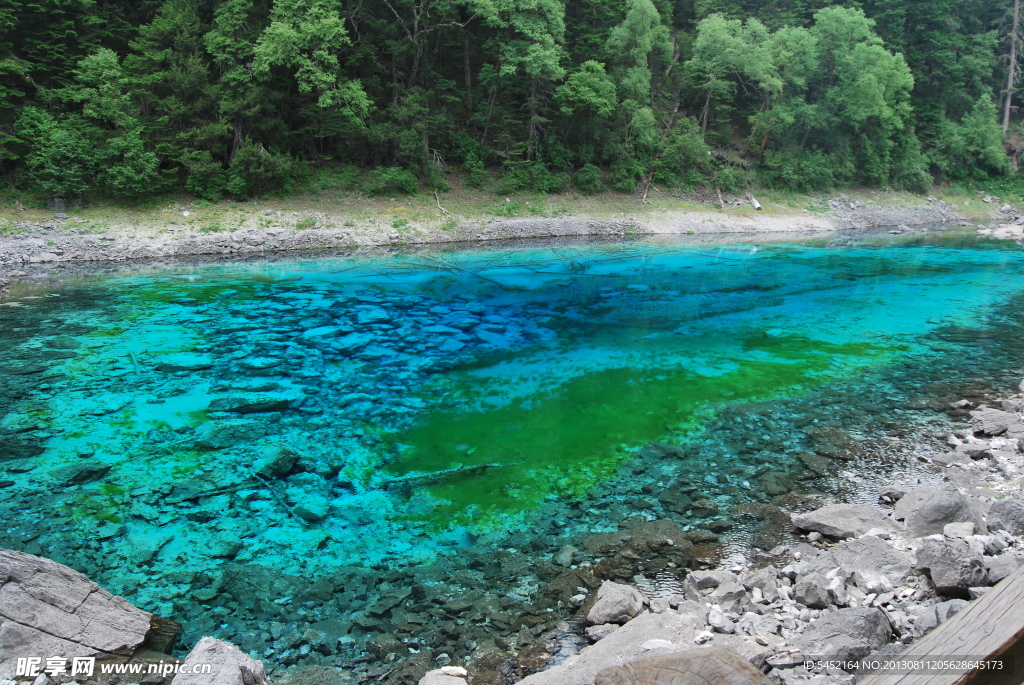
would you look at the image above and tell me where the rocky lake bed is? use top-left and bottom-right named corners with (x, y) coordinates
top-left (2, 217), bottom-right (1024, 684)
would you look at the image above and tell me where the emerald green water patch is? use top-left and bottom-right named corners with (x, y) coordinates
top-left (385, 334), bottom-right (897, 526)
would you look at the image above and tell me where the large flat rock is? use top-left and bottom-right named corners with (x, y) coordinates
top-left (805, 534), bottom-right (915, 593)
top-left (517, 610), bottom-right (772, 685)
top-left (791, 504), bottom-right (901, 539)
top-left (0, 549), bottom-right (152, 679)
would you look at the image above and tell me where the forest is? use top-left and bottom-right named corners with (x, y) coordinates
top-left (0, 0), bottom-right (1021, 201)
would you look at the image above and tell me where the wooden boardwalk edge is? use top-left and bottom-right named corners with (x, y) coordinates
top-left (859, 564), bottom-right (1024, 685)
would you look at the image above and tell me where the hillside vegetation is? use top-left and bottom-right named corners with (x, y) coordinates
top-left (0, 0), bottom-right (1020, 202)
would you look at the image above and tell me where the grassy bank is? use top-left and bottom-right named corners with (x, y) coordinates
top-left (0, 181), bottom-right (1004, 241)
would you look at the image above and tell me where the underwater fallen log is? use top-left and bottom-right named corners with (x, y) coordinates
top-left (382, 462), bottom-right (509, 490)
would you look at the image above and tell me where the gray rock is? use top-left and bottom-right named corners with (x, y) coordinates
top-left (517, 613), bottom-right (697, 685)
top-left (686, 569), bottom-right (738, 591)
top-left (805, 535), bottom-right (914, 594)
top-left (969, 407), bottom-right (1016, 436)
top-left (790, 607), bottom-right (892, 663)
top-left (673, 600), bottom-right (709, 627)
top-left (916, 537), bottom-right (987, 597)
top-left (418, 671), bottom-right (468, 685)
top-left (742, 565), bottom-right (780, 602)
top-left (709, 581), bottom-right (749, 614)
top-left (554, 545), bottom-right (578, 567)
top-left (170, 636), bottom-right (267, 685)
top-left (291, 494), bottom-right (329, 522)
top-left (592, 648), bottom-right (772, 685)
top-left (0, 549), bottom-right (152, 680)
top-left (987, 498), bottom-right (1024, 535)
top-left (585, 624), bottom-right (620, 643)
top-left (894, 487), bottom-right (986, 537)
top-left (984, 555), bottom-right (1023, 584)
top-left (791, 504), bottom-right (901, 539)
top-left (587, 581), bottom-right (645, 625)
top-left (793, 572), bottom-right (830, 609)
top-left (707, 607), bottom-right (736, 634)
top-left (942, 522), bottom-right (976, 538)
top-left (906, 604), bottom-right (938, 637)
top-left (934, 599), bottom-right (969, 623)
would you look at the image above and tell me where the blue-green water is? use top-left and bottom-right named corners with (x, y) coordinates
top-left (2, 230), bottom-right (1024, 674)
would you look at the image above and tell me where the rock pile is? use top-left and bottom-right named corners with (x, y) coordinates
top-left (420, 388), bottom-right (1024, 685)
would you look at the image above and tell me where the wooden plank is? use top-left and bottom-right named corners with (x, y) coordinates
top-left (859, 564), bottom-right (1024, 685)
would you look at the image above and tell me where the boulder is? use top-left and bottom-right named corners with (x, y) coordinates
top-left (587, 581), bottom-right (645, 626)
top-left (170, 637), bottom-right (267, 685)
top-left (516, 610), bottom-right (773, 685)
top-left (916, 537), bottom-right (987, 597)
top-left (790, 607), bottom-right (892, 663)
top-left (942, 522), bottom-right (975, 538)
top-left (969, 407), bottom-right (1016, 436)
top-left (987, 499), bottom-right (1024, 535)
top-left (586, 624), bottom-right (621, 642)
top-left (593, 648), bottom-right (772, 685)
top-left (985, 555), bottom-right (1023, 584)
top-left (906, 604), bottom-right (939, 638)
top-left (0, 549), bottom-right (153, 680)
top-left (685, 570), bottom-right (738, 592)
top-left (709, 582), bottom-right (749, 614)
top-left (894, 487), bottom-right (986, 537)
top-left (741, 566), bottom-right (779, 602)
top-left (791, 504), bottom-right (901, 539)
top-left (708, 607), bottom-right (736, 634)
top-left (934, 599), bottom-right (969, 623)
top-left (805, 535), bottom-right (914, 594)
top-left (793, 572), bottom-right (830, 609)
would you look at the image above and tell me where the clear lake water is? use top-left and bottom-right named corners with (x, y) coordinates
top-left (2, 228), bottom-right (1024, 677)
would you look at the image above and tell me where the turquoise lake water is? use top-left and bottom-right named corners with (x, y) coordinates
top-left (1, 229), bottom-right (1023, 672)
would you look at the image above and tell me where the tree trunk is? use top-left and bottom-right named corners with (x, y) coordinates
top-left (462, 30), bottom-right (473, 118)
top-left (1005, 0), bottom-right (1020, 133)
top-left (700, 91), bottom-right (712, 135)
top-left (526, 78), bottom-right (538, 162)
